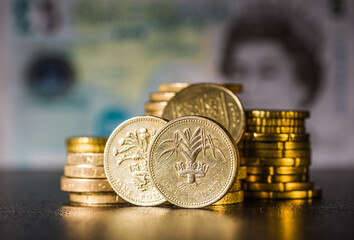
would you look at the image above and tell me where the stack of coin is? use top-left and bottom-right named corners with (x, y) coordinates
top-left (61, 137), bottom-right (126, 206)
top-left (240, 110), bottom-right (322, 199)
top-left (145, 82), bottom-right (243, 117)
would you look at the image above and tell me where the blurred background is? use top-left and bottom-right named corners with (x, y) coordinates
top-left (0, 0), bottom-right (353, 170)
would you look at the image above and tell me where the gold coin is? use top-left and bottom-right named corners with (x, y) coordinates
top-left (245, 188), bottom-right (322, 199)
top-left (145, 110), bottom-right (164, 118)
top-left (241, 157), bottom-right (311, 167)
top-left (162, 83), bottom-right (245, 144)
top-left (247, 166), bottom-right (308, 175)
top-left (244, 133), bottom-right (309, 142)
top-left (60, 177), bottom-right (114, 192)
top-left (246, 126), bottom-right (306, 134)
top-left (158, 82), bottom-right (243, 93)
top-left (247, 118), bottom-right (305, 126)
top-left (246, 110), bottom-right (310, 119)
top-left (243, 182), bottom-right (314, 191)
top-left (237, 165), bottom-right (247, 179)
top-left (212, 190), bottom-right (244, 205)
top-left (244, 149), bottom-right (311, 158)
top-left (145, 102), bottom-right (168, 111)
top-left (68, 192), bottom-right (127, 205)
top-left (66, 137), bottom-right (107, 153)
top-left (64, 165), bottom-right (106, 178)
top-left (66, 153), bottom-right (104, 165)
top-left (149, 116), bottom-right (238, 208)
top-left (245, 174), bottom-right (308, 183)
top-left (242, 141), bottom-right (310, 150)
top-left (229, 180), bottom-right (242, 192)
top-left (104, 116), bottom-right (167, 206)
top-left (150, 92), bottom-right (176, 102)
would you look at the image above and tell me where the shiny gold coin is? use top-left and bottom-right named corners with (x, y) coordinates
top-left (229, 180), bottom-right (243, 192)
top-left (145, 110), bottom-right (164, 118)
top-left (243, 182), bottom-right (314, 191)
top-left (212, 190), bottom-right (244, 205)
top-left (246, 110), bottom-right (310, 119)
top-left (163, 83), bottom-right (245, 144)
top-left (60, 177), bottom-right (114, 192)
top-left (245, 188), bottom-right (322, 199)
top-left (66, 153), bottom-right (104, 165)
top-left (66, 137), bottom-right (107, 153)
top-left (242, 141), bottom-right (310, 150)
top-left (145, 102), bottom-right (168, 111)
top-left (69, 192), bottom-right (127, 205)
top-left (150, 92), bottom-right (176, 102)
top-left (244, 132), bottom-right (309, 142)
top-left (158, 82), bottom-right (243, 93)
top-left (104, 116), bottom-right (167, 206)
top-left (247, 118), bottom-right (305, 126)
top-left (245, 174), bottom-right (308, 183)
top-left (247, 166), bottom-right (308, 175)
top-left (241, 157), bottom-right (311, 167)
top-left (244, 149), bottom-right (311, 158)
top-left (149, 116), bottom-right (238, 208)
top-left (237, 165), bottom-right (247, 179)
top-left (64, 165), bottom-right (106, 179)
top-left (246, 126), bottom-right (306, 134)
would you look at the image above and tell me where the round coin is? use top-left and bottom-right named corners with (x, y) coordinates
top-left (145, 110), bottom-right (164, 118)
top-left (243, 182), bottom-right (314, 191)
top-left (241, 157), bottom-right (311, 167)
top-left (162, 83), bottom-right (245, 144)
top-left (150, 92), bottom-right (176, 102)
top-left (245, 174), bottom-right (308, 183)
top-left (66, 137), bottom-right (107, 153)
top-left (69, 192), bottom-right (127, 205)
top-left (242, 142), bottom-right (310, 150)
top-left (246, 126), bottom-right (306, 134)
top-left (247, 118), bottom-right (305, 126)
top-left (212, 190), bottom-right (244, 205)
top-left (60, 177), bottom-right (114, 192)
top-left (104, 116), bottom-right (167, 206)
top-left (66, 153), bottom-right (104, 165)
top-left (244, 133), bottom-right (309, 142)
top-left (149, 116), bottom-right (238, 208)
top-left (245, 188), bottom-right (322, 199)
top-left (246, 110), bottom-right (310, 119)
top-left (64, 165), bottom-right (106, 178)
top-left (247, 166), bottom-right (308, 175)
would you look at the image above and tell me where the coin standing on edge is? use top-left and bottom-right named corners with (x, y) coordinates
top-left (162, 83), bottom-right (245, 144)
top-left (104, 116), bottom-right (167, 206)
top-left (149, 116), bottom-right (238, 208)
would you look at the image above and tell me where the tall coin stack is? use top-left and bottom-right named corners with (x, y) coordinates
top-left (241, 110), bottom-right (322, 199)
top-left (145, 82), bottom-right (243, 118)
top-left (145, 83), bottom-right (247, 205)
top-left (61, 137), bottom-right (126, 206)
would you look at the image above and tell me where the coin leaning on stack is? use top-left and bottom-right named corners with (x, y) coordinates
top-left (61, 137), bottom-right (127, 206)
top-left (240, 110), bottom-right (322, 199)
top-left (145, 82), bottom-right (243, 118)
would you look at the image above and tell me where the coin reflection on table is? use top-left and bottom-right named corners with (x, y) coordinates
top-left (60, 206), bottom-right (242, 240)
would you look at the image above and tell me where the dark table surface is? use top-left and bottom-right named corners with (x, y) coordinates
top-left (0, 169), bottom-right (353, 240)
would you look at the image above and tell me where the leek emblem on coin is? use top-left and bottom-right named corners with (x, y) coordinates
top-left (158, 127), bottom-right (225, 184)
top-left (149, 116), bottom-right (238, 208)
top-left (104, 116), bottom-right (167, 206)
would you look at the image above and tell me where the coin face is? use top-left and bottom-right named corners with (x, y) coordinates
top-left (149, 116), bottom-right (238, 208)
top-left (162, 83), bottom-right (245, 144)
top-left (104, 116), bottom-right (167, 206)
